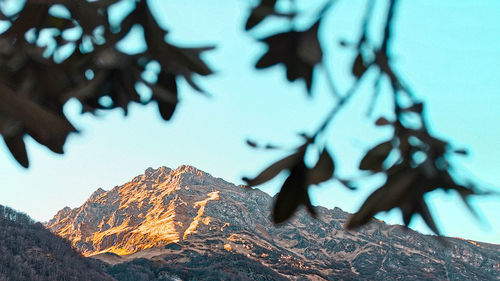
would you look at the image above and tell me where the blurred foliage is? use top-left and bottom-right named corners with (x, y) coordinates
top-left (0, 0), bottom-right (490, 234)
top-left (0, 0), bottom-right (212, 168)
top-left (242, 0), bottom-right (489, 234)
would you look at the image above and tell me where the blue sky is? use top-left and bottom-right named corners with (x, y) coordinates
top-left (1, 0), bottom-right (499, 244)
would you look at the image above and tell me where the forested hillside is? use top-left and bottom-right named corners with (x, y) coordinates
top-left (0, 205), bottom-right (115, 281)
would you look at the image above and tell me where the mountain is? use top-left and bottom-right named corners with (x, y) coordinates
top-left (47, 165), bottom-right (500, 280)
top-left (0, 205), bottom-right (115, 281)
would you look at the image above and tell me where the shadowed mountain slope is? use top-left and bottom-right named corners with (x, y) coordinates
top-left (0, 205), bottom-right (115, 281)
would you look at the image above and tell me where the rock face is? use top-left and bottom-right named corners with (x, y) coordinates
top-left (47, 165), bottom-right (500, 280)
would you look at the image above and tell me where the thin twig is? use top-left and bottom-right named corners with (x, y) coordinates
top-left (313, 75), bottom-right (367, 140)
top-left (321, 63), bottom-right (341, 99)
top-left (359, 0), bottom-right (376, 45)
top-left (317, 0), bottom-right (338, 19)
top-left (366, 70), bottom-right (383, 117)
top-left (313, 0), bottom-right (379, 139)
top-left (381, 0), bottom-right (398, 53)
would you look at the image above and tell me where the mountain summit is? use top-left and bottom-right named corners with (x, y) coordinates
top-left (47, 165), bottom-right (500, 280)
top-left (47, 165), bottom-right (229, 256)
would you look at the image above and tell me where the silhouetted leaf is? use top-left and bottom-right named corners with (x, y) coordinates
top-left (0, 81), bottom-right (76, 154)
top-left (418, 200), bottom-right (439, 234)
top-left (347, 168), bottom-right (418, 229)
top-left (245, 0), bottom-right (277, 30)
top-left (243, 149), bottom-right (303, 186)
top-left (109, 70), bottom-right (141, 114)
top-left (264, 143), bottom-right (280, 150)
top-left (4, 3), bottom-right (49, 39)
top-left (171, 46), bottom-right (215, 76)
top-left (303, 190), bottom-right (317, 218)
top-left (140, 1), bottom-right (214, 93)
top-left (152, 71), bottom-right (178, 121)
top-left (63, 71), bottom-right (108, 102)
top-left (456, 188), bottom-right (481, 219)
top-left (352, 53), bottom-right (367, 78)
top-left (66, 1), bottom-right (107, 35)
top-left (453, 149), bottom-right (468, 156)
top-left (347, 187), bottom-right (387, 230)
top-left (298, 21), bottom-right (322, 66)
top-left (359, 141), bottom-right (393, 171)
top-left (434, 170), bottom-right (482, 219)
top-left (426, 135), bottom-right (448, 156)
top-left (0, 9), bottom-right (8, 20)
top-left (245, 139), bottom-right (281, 150)
top-left (256, 32), bottom-right (296, 69)
top-left (401, 102), bottom-right (423, 113)
top-left (375, 117), bottom-right (391, 126)
top-left (273, 162), bottom-right (308, 223)
top-left (44, 16), bottom-right (75, 30)
top-left (2, 134), bottom-right (28, 168)
top-left (256, 20), bottom-right (322, 93)
top-left (0, 0), bottom-right (216, 167)
top-left (246, 139), bottom-right (258, 148)
top-left (308, 148), bottom-right (335, 185)
top-left (106, 6), bottom-right (139, 44)
top-left (152, 84), bottom-right (177, 121)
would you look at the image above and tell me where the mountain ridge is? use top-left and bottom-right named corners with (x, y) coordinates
top-left (47, 165), bottom-right (500, 280)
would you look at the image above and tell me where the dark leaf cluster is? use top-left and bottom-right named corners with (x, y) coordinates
top-left (255, 21), bottom-right (322, 93)
top-left (0, 0), bottom-right (492, 239)
top-left (244, 0), bottom-right (488, 234)
top-left (245, 0), bottom-right (277, 31)
top-left (244, 138), bottom-right (335, 224)
top-left (0, 0), bottom-right (214, 167)
top-left (347, 114), bottom-right (483, 234)
top-left (247, 0), bottom-right (322, 93)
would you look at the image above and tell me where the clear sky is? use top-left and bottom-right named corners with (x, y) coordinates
top-left (1, 0), bottom-right (500, 244)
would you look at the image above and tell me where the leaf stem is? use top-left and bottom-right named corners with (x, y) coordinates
top-left (313, 75), bottom-right (366, 141)
top-left (321, 63), bottom-right (341, 100)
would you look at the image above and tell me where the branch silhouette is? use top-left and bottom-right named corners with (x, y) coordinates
top-left (0, 0), bottom-right (493, 233)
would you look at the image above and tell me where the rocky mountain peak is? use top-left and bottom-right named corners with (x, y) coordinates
top-left (175, 164), bottom-right (204, 174)
top-left (46, 206), bottom-right (72, 226)
top-left (46, 165), bottom-right (233, 256)
top-left (143, 166), bottom-right (171, 181)
top-left (89, 188), bottom-right (106, 201)
top-left (47, 165), bottom-right (500, 280)
top-left (130, 165), bottom-right (218, 187)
